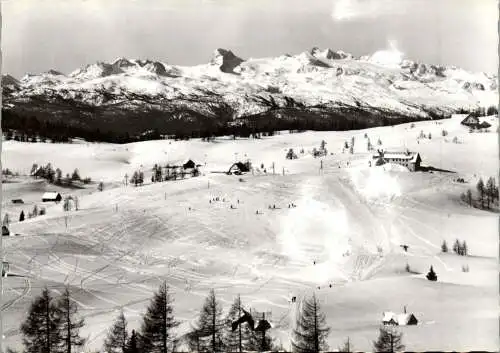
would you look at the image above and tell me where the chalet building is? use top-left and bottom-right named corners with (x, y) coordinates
top-left (228, 161), bottom-right (251, 174)
top-left (461, 114), bottom-right (492, 130)
top-left (373, 150), bottom-right (422, 171)
top-left (42, 192), bottom-right (62, 202)
top-left (382, 311), bottom-right (418, 326)
top-left (11, 199), bottom-right (24, 204)
top-left (460, 114), bottom-right (480, 127)
top-left (183, 159), bottom-right (196, 169)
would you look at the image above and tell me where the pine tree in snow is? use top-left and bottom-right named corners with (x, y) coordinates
top-left (426, 266), bottom-right (437, 281)
top-left (56, 287), bottom-right (85, 353)
top-left (477, 178), bottom-right (485, 208)
top-left (20, 288), bottom-right (63, 353)
top-left (140, 281), bottom-right (179, 353)
top-left (486, 177), bottom-right (496, 208)
top-left (125, 330), bottom-right (140, 353)
top-left (292, 293), bottom-right (330, 353)
top-left (338, 337), bottom-right (353, 352)
top-left (466, 189), bottom-right (473, 206)
top-left (103, 311), bottom-right (128, 353)
top-left (372, 327), bottom-right (404, 352)
top-left (453, 239), bottom-right (460, 254)
top-left (3, 213), bottom-right (10, 228)
top-left (192, 289), bottom-right (226, 352)
top-left (71, 169), bottom-right (80, 181)
top-left (441, 240), bottom-right (448, 253)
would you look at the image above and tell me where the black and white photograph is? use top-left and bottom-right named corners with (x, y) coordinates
top-left (0, 0), bottom-right (498, 352)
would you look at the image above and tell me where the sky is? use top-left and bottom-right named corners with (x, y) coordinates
top-left (1, 0), bottom-right (498, 77)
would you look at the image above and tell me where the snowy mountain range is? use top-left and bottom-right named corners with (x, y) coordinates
top-left (2, 47), bottom-right (498, 135)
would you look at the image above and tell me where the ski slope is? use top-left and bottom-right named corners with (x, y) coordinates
top-left (1, 115), bottom-right (498, 351)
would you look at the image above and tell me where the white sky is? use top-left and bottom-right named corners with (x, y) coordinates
top-left (1, 0), bottom-right (498, 77)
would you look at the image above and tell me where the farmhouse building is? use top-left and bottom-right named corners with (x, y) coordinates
top-left (373, 150), bottom-right (422, 171)
top-left (42, 192), bottom-right (62, 202)
top-left (461, 114), bottom-right (492, 130)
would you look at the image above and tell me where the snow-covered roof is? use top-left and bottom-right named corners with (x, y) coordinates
top-left (373, 152), bottom-right (420, 162)
top-left (42, 192), bottom-right (61, 199)
top-left (382, 312), bottom-right (397, 322)
top-left (397, 313), bottom-right (413, 325)
top-left (382, 312), bottom-right (417, 325)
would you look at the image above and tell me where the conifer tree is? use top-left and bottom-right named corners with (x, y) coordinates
top-left (19, 210), bottom-right (25, 222)
top-left (426, 265), bottom-right (437, 281)
top-left (155, 164), bottom-right (163, 182)
top-left (45, 163), bottom-right (55, 183)
top-left (466, 189), bottom-right (473, 206)
top-left (125, 330), bottom-right (140, 353)
top-left (21, 288), bottom-right (63, 353)
top-left (57, 287), bottom-right (85, 353)
top-left (71, 169), bottom-right (81, 181)
top-left (373, 326), bottom-right (404, 352)
top-left (193, 289), bottom-right (226, 352)
top-left (461, 241), bottom-right (468, 256)
top-left (453, 239), bottom-right (460, 254)
top-left (65, 173), bottom-right (72, 186)
top-left (486, 177), bottom-right (496, 208)
top-left (104, 311), bottom-right (128, 353)
top-left (30, 163), bottom-right (39, 176)
top-left (140, 281), bottom-right (179, 353)
top-left (152, 165), bottom-right (158, 183)
top-left (441, 240), bottom-right (448, 253)
top-left (3, 213), bottom-right (10, 228)
top-left (292, 293), bottom-right (330, 353)
top-left (477, 178), bottom-right (485, 208)
top-left (338, 337), bottom-right (353, 352)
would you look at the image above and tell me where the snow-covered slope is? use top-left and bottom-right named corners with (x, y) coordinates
top-left (3, 47), bottom-right (498, 120)
top-left (1, 115), bottom-right (498, 351)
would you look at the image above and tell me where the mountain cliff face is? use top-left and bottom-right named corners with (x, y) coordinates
top-left (2, 47), bottom-right (497, 136)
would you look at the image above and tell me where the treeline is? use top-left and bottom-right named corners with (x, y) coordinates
top-left (30, 163), bottom-right (91, 186)
top-left (2, 99), bottom-right (453, 144)
top-left (15, 283), bottom-right (407, 353)
top-left (2, 109), bottom-right (134, 144)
